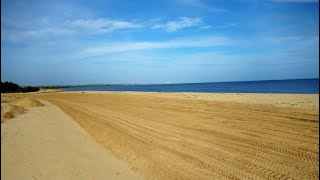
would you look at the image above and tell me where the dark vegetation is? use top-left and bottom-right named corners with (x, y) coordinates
top-left (1, 81), bottom-right (40, 93)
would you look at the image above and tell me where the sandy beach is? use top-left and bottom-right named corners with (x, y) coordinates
top-left (1, 91), bottom-right (319, 179)
top-left (1, 99), bottom-right (141, 180)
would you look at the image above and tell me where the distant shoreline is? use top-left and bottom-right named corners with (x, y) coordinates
top-left (56, 79), bottom-right (319, 94)
top-left (38, 78), bottom-right (319, 88)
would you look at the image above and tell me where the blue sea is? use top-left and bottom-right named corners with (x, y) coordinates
top-left (63, 78), bottom-right (319, 94)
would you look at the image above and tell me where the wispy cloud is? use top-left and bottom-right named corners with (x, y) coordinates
top-left (200, 23), bottom-right (238, 29)
top-left (2, 17), bottom-right (144, 43)
top-left (65, 18), bottom-right (143, 33)
top-left (24, 28), bottom-right (73, 37)
top-left (152, 17), bottom-right (202, 32)
top-left (178, 0), bottom-right (228, 12)
top-left (2, 14), bottom-right (223, 43)
top-left (259, 35), bottom-right (319, 48)
top-left (2, 28), bottom-right (74, 43)
top-left (78, 36), bottom-right (233, 58)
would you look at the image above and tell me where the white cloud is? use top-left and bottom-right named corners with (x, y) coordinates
top-left (213, 23), bottom-right (238, 28)
top-left (65, 18), bottom-right (143, 33)
top-left (152, 17), bottom-right (202, 32)
top-left (258, 35), bottom-right (319, 49)
top-left (2, 28), bottom-right (74, 43)
top-left (2, 17), bottom-right (144, 43)
top-left (200, 23), bottom-right (237, 29)
top-left (78, 36), bottom-right (233, 58)
top-left (178, 0), bottom-right (228, 12)
top-left (24, 28), bottom-right (73, 37)
top-left (200, 25), bottom-right (211, 29)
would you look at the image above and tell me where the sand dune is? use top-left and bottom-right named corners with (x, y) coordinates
top-left (12, 97), bottom-right (44, 108)
top-left (27, 91), bottom-right (318, 179)
top-left (1, 104), bottom-right (25, 121)
top-left (1, 100), bottom-right (142, 180)
top-left (1, 97), bottom-right (44, 122)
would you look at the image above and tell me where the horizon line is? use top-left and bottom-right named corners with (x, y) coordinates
top-left (37, 77), bottom-right (319, 88)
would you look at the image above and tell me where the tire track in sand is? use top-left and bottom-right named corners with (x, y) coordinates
top-left (36, 93), bottom-right (319, 180)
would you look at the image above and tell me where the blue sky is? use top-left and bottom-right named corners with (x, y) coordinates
top-left (1, 0), bottom-right (319, 86)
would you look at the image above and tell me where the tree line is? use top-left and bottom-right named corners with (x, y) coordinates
top-left (1, 81), bottom-right (40, 93)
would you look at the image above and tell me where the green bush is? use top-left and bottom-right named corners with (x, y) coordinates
top-left (20, 86), bottom-right (40, 92)
top-left (1, 81), bottom-right (20, 93)
top-left (1, 81), bottom-right (39, 93)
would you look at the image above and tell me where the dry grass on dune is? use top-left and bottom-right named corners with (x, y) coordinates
top-left (37, 88), bottom-right (63, 93)
top-left (1, 96), bottom-right (44, 122)
top-left (34, 92), bottom-right (319, 179)
top-left (1, 104), bottom-right (25, 121)
top-left (12, 97), bottom-right (44, 108)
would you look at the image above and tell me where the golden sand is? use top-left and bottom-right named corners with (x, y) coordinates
top-left (1, 97), bottom-right (43, 121)
top-left (2, 92), bottom-right (319, 179)
top-left (1, 99), bottom-right (141, 180)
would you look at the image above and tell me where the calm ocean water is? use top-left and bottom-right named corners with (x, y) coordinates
top-left (63, 79), bottom-right (319, 94)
